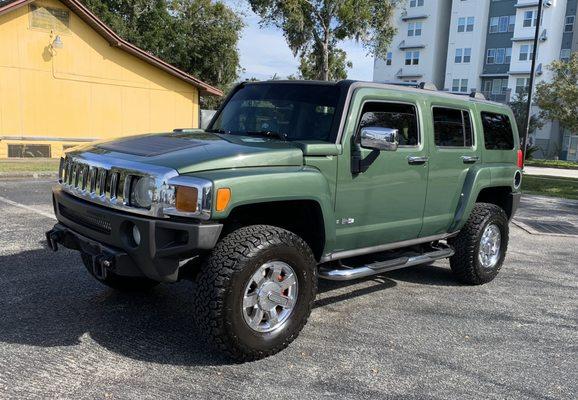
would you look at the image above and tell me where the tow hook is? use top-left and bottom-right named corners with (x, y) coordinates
top-left (45, 230), bottom-right (63, 252)
top-left (92, 255), bottom-right (114, 280)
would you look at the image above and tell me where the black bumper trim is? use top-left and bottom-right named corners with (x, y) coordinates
top-left (49, 187), bottom-right (223, 282)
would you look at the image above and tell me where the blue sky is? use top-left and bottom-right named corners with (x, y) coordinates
top-left (224, 0), bottom-right (375, 81)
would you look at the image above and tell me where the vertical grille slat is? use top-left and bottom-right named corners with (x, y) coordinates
top-left (109, 172), bottom-right (119, 200)
top-left (88, 167), bottom-right (97, 194)
top-left (122, 174), bottom-right (132, 206)
top-left (97, 169), bottom-right (107, 196)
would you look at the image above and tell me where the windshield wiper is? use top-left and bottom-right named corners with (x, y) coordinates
top-left (244, 130), bottom-right (288, 141)
top-left (205, 128), bottom-right (228, 134)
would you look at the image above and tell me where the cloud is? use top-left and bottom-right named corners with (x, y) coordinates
top-left (224, 0), bottom-right (374, 81)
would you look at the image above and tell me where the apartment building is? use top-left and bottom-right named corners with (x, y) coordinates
top-left (374, 0), bottom-right (578, 160)
top-left (373, 0), bottom-right (452, 89)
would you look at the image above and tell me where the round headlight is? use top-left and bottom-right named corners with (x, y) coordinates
top-left (131, 176), bottom-right (154, 209)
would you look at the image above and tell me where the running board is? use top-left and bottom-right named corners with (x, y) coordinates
top-left (318, 247), bottom-right (455, 281)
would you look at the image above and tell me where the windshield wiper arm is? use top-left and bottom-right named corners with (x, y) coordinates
top-left (205, 128), bottom-right (227, 134)
top-left (245, 130), bottom-right (288, 141)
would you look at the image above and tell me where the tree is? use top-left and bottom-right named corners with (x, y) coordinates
top-left (298, 45), bottom-right (352, 80)
top-left (248, 0), bottom-right (397, 81)
top-left (83, 0), bottom-right (244, 107)
top-left (508, 88), bottom-right (543, 142)
top-left (535, 53), bottom-right (578, 134)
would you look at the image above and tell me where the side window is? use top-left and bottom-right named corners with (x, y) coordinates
top-left (481, 112), bottom-right (515, 150)
top-left (433, 107), bottom-right (474, 147)
top-left (358, 102), bottom-right (419, 146)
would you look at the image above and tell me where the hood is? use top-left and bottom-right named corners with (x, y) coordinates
top-left (68, 131), bottom-right (305, 174)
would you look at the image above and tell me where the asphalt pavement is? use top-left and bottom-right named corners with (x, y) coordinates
top-left (0, 179), bottom-right (576, 400)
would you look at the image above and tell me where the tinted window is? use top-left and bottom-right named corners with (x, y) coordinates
top-left (481, 112), bottom-right (515, 150)
top-left (209, 83), bottom-right (340, 142)
top-left (358, 102), bottom-right (419, 146)
top-left (433, 107), bottom-right (474, 147)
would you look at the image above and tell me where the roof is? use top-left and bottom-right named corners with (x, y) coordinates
top-left (0, 0), bottom-right (222, 96)
top-left (243, 80), bottom-right (508, 106)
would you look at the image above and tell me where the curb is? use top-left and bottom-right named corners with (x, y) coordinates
top-left (0, 172), bottom-right (58, 179)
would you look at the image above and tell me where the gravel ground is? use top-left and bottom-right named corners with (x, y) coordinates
top-left (0, 179), bottom-right (576, 400)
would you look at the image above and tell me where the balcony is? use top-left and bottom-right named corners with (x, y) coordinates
top-left (482, 90), bottom-right (512, 104)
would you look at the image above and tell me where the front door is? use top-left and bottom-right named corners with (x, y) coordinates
top-left (334, 92), bottom-right (429, 253)
top-left (420, 103), bottom-right (479, 237)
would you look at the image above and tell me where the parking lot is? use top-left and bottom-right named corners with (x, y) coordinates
top-left (0, 178), bottom-right (576, 400)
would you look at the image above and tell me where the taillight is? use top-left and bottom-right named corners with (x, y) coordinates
top-left (517, 149), bottom-right (524, 169)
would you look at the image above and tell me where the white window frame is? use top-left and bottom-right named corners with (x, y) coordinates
top-left (455, 48), bottom-right (463, 63)
top-left (385, 52), bottom-right (393, 66)
top-left (565, 16), bottom-right (575, 33)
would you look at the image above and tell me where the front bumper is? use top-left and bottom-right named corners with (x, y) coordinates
top-left (47, 187), bottom-right (223, 282)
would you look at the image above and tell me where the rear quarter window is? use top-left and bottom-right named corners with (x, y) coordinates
top-left (481, 112), bottom-right (515, 150)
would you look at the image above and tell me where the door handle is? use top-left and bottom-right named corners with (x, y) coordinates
top-left (461, 156), bottom-right (479, 164)
top-left (407, 156), bottom-right (429, 165)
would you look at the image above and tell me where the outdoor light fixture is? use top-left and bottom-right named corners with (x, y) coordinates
top-left (52, 35), bottom-right (64, 49)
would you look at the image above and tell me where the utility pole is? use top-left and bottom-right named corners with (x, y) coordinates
top-left (522, 0), bottom-right (544, 162)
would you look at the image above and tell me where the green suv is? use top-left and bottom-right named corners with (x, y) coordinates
top-left (46, 80), bottom-right (523, 360)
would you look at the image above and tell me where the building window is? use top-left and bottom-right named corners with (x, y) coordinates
top-left (565, 16), bottom-right (575, 33)
top-left (561, 49), bottom-right (571, 60)
top-left (408, 22), bottom-right (423, 37)
top-left (509, 15), bottom-right (516, 32)
top-left (452, 79), bottom-right (468, 93)
top-left (495, 48), bottom-right (506, 64)
top-left (463, 48), bottom-right (472, 63)
top-left (455, 48), bottom-right (463, 63)
top-left (385, 52), bottom-right (393, 65)
top-left (490, 15), bottom-right (514, 33)
top-left (458, 17), bottom-right (466, 32)
top-left (491, 79), bottom-right (508, 95)
top-left (516, 77), bottom-right (530, 95)
top-left (505, 47), bottom-right (512, 64)
top-left (454, 48), bottom-right (472, 64)
top-left (458, 17), bottom-right (474, 33)
top-left (466, 17), bottom-right (475, 32)
top-left (523, 10), bottom-right (537, 28)
top-left (8, 144), bottom-right (51, 158)
top-left (486, 48), bottom-right (496, 64)
top-left (410, 0), bottom-right (424, 7)
top-left (405, 51), bottom-right (420, 65)
top-left (519, 44), bottom-right (534, 61)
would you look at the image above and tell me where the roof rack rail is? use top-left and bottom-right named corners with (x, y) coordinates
top-left (469, 91), bottom-right (486, 100)
top-left (381, 81), bottom-right (438, 91)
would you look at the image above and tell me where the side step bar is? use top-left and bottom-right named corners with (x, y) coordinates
top-left (318, 246), bottom-right (455, 281)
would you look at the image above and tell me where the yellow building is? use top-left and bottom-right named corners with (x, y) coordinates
top-left (0, 0), bottom-right (221, 158)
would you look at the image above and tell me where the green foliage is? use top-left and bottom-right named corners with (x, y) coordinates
top-left (82, 0), bottom-right (244, 107)
top-left (525, 159), bottom-right (578, 170)
top-left (248, 0), bottom-right (396, 81)
top-left (298, 45), bottom-right (352, 80)
top-left (508, 89), bottom-right (543, 142)
top-left (535, 53), bottom-right (578, 133)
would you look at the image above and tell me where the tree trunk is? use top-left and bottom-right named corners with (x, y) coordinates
top-left (321, 33), bottom-right (329, 81)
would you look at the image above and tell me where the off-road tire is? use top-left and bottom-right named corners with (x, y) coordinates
top-left (194, 225), bottom-right (317, 362)
top-left (81, 252), bottom-right (159, 291)
top-left (449, 203), bottom-right (509, 285)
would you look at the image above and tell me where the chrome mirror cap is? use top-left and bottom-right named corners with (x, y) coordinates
top-left (360, 127), bottom-right (399, 151)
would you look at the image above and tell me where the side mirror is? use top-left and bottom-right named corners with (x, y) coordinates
top-left (360, 127), bottom-right (399, 151)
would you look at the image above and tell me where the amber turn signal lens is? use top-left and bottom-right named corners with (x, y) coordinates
top-left (216, 188), bottom-right (231, 212)
top-left (175, 186), bottom-right (198, 213)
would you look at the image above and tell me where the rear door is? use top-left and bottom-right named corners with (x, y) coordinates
top-left (420, 102), bottom-right (479, 237)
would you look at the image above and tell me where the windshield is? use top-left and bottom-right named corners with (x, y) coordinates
top-left (208, 83), bottom-right (341, 142)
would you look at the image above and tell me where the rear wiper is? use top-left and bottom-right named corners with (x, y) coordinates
top-left (244, 130), bottom-right (288, 141)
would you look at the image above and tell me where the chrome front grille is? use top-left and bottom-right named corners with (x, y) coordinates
top-left (59, 156), bottom-right (140, 207)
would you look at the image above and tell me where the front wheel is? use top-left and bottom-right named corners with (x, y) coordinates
top-left (449, 203), bottom-right (509, 285)
top-left (194, 225), bottom-right (317, 361)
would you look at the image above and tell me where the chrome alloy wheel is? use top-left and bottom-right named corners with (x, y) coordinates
top-left (478, 224), bottom-right (502, 269)
top-left (242, 261), bottom-right (298, 333)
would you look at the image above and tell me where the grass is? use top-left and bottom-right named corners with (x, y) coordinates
top-left (0, 159), bottom-right (60, 174)
top-left (525, 159), bottom-right (578, 170)
top-left (523, 175), bottom-right (578, 200)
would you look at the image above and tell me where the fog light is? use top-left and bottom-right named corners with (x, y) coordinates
top-left (132, 224), bottom-right (141, 246)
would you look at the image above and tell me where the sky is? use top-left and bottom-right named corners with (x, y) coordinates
top-left (224, 0), bottom-right (375, 82)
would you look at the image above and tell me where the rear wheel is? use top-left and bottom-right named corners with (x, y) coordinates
top-left (449, 203), bottom-right (509, 285)
top-left (194, 225), bottom-right (317, 361)
top-left (81, 252), bottom-right (159, 292)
